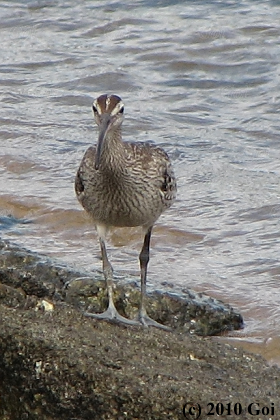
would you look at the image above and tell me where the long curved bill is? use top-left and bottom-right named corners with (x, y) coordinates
top-left (95, 114), bottom-right (112, 170)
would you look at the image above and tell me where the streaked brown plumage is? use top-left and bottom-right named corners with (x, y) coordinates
top-left (75, 94), bottom-right (176, 329)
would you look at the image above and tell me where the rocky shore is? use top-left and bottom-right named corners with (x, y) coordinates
top-left (0, 240), bottom-right (279, 419)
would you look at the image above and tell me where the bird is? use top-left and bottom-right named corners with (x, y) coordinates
top-left (75, 94), bottom-right (176, 330)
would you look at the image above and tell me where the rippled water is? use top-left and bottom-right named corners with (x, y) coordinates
top-left (1, 0), bottom-right (280, 365)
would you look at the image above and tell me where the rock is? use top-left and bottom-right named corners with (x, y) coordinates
top-left (2, 240), bottom-right (278, 419)
top-left (0, 304), bottom-right (279, 420)
top-left (0, 239), bottom-right (242, 335)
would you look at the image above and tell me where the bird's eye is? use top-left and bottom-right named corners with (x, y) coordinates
top-left (92, 104), bottom-right (98, 114)
top-left (119, 106), bottom-right (124, 114)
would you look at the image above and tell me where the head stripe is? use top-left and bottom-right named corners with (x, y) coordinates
top-left (93, 94), bottom-right (123, 115)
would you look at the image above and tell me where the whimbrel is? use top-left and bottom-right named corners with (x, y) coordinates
top-left (75, 94), bottom-right (176, 330)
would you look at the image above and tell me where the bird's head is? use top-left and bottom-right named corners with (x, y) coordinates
top-left (93, 94), bottom-right (124, 170)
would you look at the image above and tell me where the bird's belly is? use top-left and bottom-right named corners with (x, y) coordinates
top-left (79, 180), bottom-right (164, 228)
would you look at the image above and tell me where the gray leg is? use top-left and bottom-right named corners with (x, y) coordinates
top-left (84, 237), bottom-right (140, 326)
top-left (137, 226), bottom-right (171, 331)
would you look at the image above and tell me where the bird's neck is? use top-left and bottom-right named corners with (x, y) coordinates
top-left (99, 128), bottom-right (126, 174)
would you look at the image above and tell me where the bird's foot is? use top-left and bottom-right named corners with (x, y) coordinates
top-left (137, 312), bottom-right (172, 331)
top-left (84, 306), bottom-right (141, 327)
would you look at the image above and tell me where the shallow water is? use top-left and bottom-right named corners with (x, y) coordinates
top-left (1, 0), bottom-right (280, 365)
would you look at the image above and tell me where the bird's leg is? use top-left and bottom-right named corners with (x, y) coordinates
top-left (84, 236), bottom-right (140, 326)
top-left (137, 226), bottom-right (171, 331)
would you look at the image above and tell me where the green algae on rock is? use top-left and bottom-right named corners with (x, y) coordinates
top-left (0, 239), bottom-right (242, 335)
